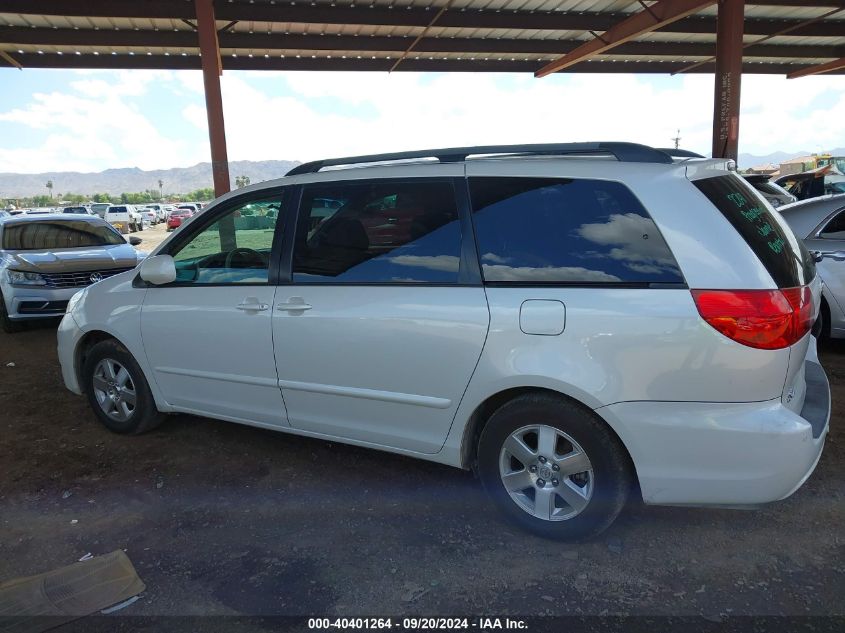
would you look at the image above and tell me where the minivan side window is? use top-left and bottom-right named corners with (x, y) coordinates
top-left (292, 180), bottom-right (462, 284)
top-left (169, 198), bottom-right (281, 284)
top-left (469, 178), bottom-right (683, 285)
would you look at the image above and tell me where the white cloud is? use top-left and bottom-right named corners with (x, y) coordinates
top-left (0, 70), bottom-right (201, 173)
top-left (481, 263), bottom-right (621, 283)
top-left (576, 212), bottom-right (680, 274)
top-left (481, 252), bottom-right (511, 264)
top-left (389, 254), bottom-right (460, 272)
top-left (1, 68), bottom-right (843, 174)
top-left (202, 71), bottom-right (845, 164)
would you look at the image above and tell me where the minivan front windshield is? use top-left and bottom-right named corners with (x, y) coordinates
top-left (2, 220), bottom-right (126, 251)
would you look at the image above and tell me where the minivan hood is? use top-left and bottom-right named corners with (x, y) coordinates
top-left (7, 243), bottom-right (140, 273)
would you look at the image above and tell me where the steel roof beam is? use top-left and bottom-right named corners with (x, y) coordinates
top-left (787, 55), bottom-right (845, 78)
top-left (673, 5), bottom-right (843, 73)
top-left (5, 0), bottom-right (843, 17)
top-left (0, 48), bottom-right (21, 68)
top-left (1, 27), bottom-right (843, 60)
top-left (195, 0), bottom-right (230, 197)
top-left (535, 0), bottom-right (717, 78)
top-left (6, 52), bottom-right (845, 75)
top-left (2, 2), bottom-right (843, 38)
top-left (712, 0), bottom-right (745, 161)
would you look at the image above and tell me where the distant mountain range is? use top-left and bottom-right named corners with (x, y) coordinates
top-left (737, 148), bottom-right (845, 169)
top-left (2, 149), bottom-right (844, 198)
top-left (0, 160), bottom-right (300, 198)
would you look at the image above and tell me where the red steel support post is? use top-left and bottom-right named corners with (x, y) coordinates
top-left (195, 0), bottom-right (231, 197)
top-left (711, 0), bottom-right (744, 161)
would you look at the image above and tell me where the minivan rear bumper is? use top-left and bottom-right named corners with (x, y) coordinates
top-left (597, 361), bottom-right (829, 507)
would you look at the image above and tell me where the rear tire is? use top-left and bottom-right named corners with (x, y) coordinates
top-left (0, 291), bottom-right (24, 333)
top-left (477, 393), bottom-right (632, 541)
top-left (82, 339), bottom-right (164, 435)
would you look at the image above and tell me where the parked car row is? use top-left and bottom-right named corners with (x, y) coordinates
top-left (3, 202), bottom-right (206, 221)
top-left (166, 205), bottom-right (199, 231)
top-left (776, 168), bottom-right (845, 201)
top-left (100, 203), bottom-right (203, 233)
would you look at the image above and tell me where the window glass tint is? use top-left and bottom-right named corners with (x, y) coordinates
top-left (2, 221), bottom-right (125, 250)
top-left (170, 198), bottom-right (281, 284)
top-left (820, 208), bottom-right (845, 239)
top-left (469, 178), bottom-right (683, 285)
top-left (755, 183), bottom-right (785, 197)
top-left (293, 181), bottom-right (461, 283)
top-left (693, 175), bottom-right (815, 288)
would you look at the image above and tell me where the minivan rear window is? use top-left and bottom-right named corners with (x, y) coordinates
top-left (693, 175), bottom-right (815, 288)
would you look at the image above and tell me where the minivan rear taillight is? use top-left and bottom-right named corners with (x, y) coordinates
top-left (691, 287), bottom-right (813, 350)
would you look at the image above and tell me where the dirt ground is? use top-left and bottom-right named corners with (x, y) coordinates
top-left (0, 314), bottom-right (843, 627)
top-left (133, 221), bottom-right (171, 253)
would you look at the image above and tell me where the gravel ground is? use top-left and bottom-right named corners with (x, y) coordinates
top-left (0, 319), bottom-right (843, 627)
top-left (133, 221), bottom-right (171, 253)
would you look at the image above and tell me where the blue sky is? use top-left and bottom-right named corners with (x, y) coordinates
top-left (0, 67), bottom-right (843, 173)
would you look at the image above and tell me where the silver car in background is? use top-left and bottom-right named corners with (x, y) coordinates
top-left (744, 174), bottom-right (797, 208)
top-left (779, 194), bottom-right (845, 338)
top-left (0, 214), bottom-right (145, 333)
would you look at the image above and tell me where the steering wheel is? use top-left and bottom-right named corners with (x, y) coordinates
top-left (225, 247), bottom-right (268, 269)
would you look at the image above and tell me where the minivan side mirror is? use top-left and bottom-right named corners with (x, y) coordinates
top-left (139, 254), bottom-right (177, 285)
top-left (128, 236), bottom-right (143, 246)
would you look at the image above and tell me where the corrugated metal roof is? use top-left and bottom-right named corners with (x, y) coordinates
top-left (1, 0), bottom-right (843, 75)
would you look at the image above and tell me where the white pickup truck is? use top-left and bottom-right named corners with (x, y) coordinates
top-left (105, 205), bottom-right (144, 233)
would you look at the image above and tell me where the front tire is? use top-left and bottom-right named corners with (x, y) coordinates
top-left (82, 339), bottom-right (164, 435)
top-left (0, 291), bottom-right (24, 333)
top-left (477, 393), bottom-right (633, 541)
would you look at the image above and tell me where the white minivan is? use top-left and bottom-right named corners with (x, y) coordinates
top-left (57, 143), bottom-right (829, 539)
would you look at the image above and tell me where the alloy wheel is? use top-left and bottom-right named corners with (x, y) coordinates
top-left (499, 424), bottom-right (594, 521)
top-left (92, 358), bottom-right (137, 422)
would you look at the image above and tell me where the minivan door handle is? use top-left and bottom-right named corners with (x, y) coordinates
top-left (236, 297), bottom-right (269, 312)
top-left (277, 297), bottom-right (312, 312)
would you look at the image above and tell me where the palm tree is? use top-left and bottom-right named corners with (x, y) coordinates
top-left (46, 180), bottom-right (53, 199)
top-left (158, 179), bottom-right (164, 200)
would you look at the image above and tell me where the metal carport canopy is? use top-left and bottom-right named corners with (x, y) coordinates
top-left (1, 0), bottom-right (843, 195)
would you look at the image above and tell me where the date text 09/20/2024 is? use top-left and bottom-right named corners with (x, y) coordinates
top-left (307, 617), bottom-right (528, 630)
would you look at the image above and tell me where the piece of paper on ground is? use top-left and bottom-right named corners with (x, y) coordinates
top-left (0, 550), bottom-right (145, 633)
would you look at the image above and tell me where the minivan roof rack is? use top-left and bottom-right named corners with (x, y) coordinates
top-left (656, 148), bottom-right (705, 159)
top-left (285, 142), bottom-right (674, 176)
